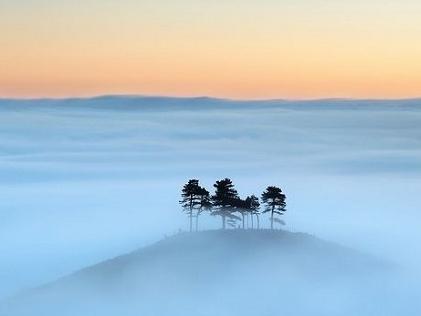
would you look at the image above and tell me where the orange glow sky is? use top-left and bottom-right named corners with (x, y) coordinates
top-left (1, 0), bottom-right (421, 99)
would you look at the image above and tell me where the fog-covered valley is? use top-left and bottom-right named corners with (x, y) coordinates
top-left (1, 96), bottom-right (420, 315)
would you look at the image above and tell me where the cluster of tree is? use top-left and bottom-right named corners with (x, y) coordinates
top-left (180, 178), bottom-right (287, 232)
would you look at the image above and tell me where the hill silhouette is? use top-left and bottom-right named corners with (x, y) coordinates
top-left (1, 230), bottom-right (391, 316)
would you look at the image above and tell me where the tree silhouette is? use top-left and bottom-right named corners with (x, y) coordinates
top-left (261, 186), bottom-right (286, 230)
top-left (195, 186), bottom-right (211, 231)
top-left (181, 179), bottom-right (287, 232)
top-left (233, 198), bottom-right (248, 229)
top-left (180, 179), bottom-right (201, 232)
top-left (211, 178), bottom-right (240, 229)
top-left (245, 195), bottom-right (260, 229)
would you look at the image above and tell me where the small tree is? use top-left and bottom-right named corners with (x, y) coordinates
top-left (211, 178), bottom-right (240, 229)
top-left (261, 186), bottom-right (286, 230)
top-left (180, 179), bottom-right (201, 232)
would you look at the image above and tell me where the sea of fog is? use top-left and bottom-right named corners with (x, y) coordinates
top-left (0, 96), bottom-right (420, 303)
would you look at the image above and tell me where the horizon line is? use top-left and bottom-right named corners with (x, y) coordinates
top-left (1, 93), bottom-right (421, 103)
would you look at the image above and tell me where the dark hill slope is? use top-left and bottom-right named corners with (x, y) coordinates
top-left (1, 230), bottom-right (392, 316)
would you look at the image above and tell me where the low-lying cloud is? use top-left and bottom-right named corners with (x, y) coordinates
top-left (0, 96), bottom-right (420, 306)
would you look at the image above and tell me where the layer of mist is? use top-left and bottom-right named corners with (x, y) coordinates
top-left (3, 230), bottom-right (415, 316)
top-left (0, 96), bottom-right (420, 315)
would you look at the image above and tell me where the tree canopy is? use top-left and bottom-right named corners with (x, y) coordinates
top-left (180, 179), bottom-right (287, 231)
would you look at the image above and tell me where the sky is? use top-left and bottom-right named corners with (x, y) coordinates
top-left (1, 0), bottom-right (421, 99)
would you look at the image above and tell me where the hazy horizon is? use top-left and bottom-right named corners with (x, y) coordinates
top-left (2, 94), bottom-right (421, 102)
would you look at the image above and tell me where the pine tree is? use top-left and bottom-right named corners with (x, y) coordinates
top-left (261, 186), bottom-right (286, 230)
top-left (245, 195), bottom-right (260, 229)
top-left (233, 198), bottom-right (248, 229)
top-left (211, 178), bottom-right (240, 229)
top-left (179, 179), bottom-right (201, 232)
top-left (195, 186), bottom-right (211, 231)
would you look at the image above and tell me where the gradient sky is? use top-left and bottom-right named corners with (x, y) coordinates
top-left (1, 0), bottom-right (421, 99)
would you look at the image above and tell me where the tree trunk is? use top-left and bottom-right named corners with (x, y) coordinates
top-left (189, 196), bottom-right (193, 233)
top-left (251, 213), bottom-right (254, 229)
top-left (270, 205), bottom-right (275, 230)
top-left (242, 214), bottom-right (245, 229)
top-left (222, 215), bottom-right (226, 230)
top-left (195, 214), bottom-right (199, 232)
top-left (256, 214), bottom-right (260, 229)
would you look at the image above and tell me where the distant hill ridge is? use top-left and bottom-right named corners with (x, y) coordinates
top-left (0, 95), bottom-right (420, 112)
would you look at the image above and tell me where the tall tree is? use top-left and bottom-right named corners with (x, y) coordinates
top-left (179, 179), bottom-right (201, 232)
top-left (245, 195), bottom-right (260, 229)
top-left (211, 178), bottom-right (240, 229)
top-left (195, 186), bottom-right (211, 231)
top-left (261, 186), bottom-right (286, 230)
top-left (233, 198), bottom-right (248, 229)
